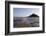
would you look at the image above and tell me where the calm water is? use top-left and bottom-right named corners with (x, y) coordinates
top-left (13, 17), bottom-right (39, 28)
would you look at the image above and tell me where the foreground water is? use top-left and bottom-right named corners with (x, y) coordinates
top-left (13, 17), bottom-right (39, 28)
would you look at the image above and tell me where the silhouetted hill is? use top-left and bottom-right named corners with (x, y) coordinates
top-left (28, 14), bottom-right (39, 17)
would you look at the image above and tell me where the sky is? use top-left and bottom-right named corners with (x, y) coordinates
top-left (13, 8), bottom-right (39, 17)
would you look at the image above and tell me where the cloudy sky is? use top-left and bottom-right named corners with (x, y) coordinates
top-left (13, 8), bottom-right (39, 17)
